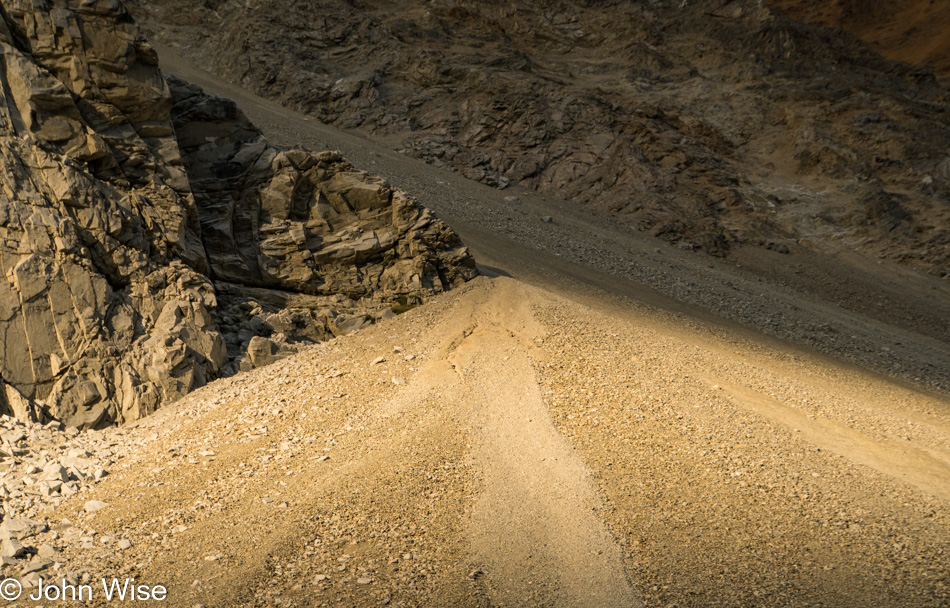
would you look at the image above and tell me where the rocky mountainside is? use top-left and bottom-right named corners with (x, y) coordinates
top-left (766, 0), bottom-right (950, 79)
top-left (0, 0), bottom-right (474, 429)
top-left (126, 0), bottom-right (950, 275)
top-left (0, 3), bottom-right (947, 606)
top-left (168, 77), bottom-right (475, 371)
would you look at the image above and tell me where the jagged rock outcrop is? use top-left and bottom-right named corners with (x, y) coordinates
top-left (0, 0), bottom-right (475, 429)
top-left (0, 0), bottom-right (224, 429)
top-left (169, 77), bottom-right (474, 299)
top-left (126, 0), bottom-right (950, 275)
top-left (167, 76), bottom-right (475, 370)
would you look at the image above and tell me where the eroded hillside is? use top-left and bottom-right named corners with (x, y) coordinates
top-left (127, 0), bottom-right (950, 276)
top-left (33, 276), bottom-right (950, 608)
top-left (767, 0), bottom-right (950, 78)
top-left (0, 3), bottom-right (947, 607)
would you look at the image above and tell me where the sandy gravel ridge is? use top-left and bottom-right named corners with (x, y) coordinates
top-left (29, 276), bottom-right (947, 608)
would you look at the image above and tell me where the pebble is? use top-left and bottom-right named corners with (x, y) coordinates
top-left (1, 538), bottom-right (25, 557)
top-left (37, 544), bottom-right (58, 558)
top-left (0, 518), bottom-right (47, 540)
top-left (84, 500), bottom-right (109, 513)
top-left (22, 558), bottom-right (52, 575)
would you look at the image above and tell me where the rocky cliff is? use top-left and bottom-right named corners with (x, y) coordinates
top-left (167, 76), bottom-right (475, 372)
top-left (0, 0), bottom-right (475, 429)
top-left (127, 0), bottom-right (950, 275)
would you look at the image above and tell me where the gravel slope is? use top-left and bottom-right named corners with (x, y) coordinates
top-left (2, 46), bottom-right (947, 608)
top-left (14, 275), bottom-right (945, 608)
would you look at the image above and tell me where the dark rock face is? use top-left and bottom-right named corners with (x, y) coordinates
top-left (167, 77), bottom-right (475, 371)
top-left (168, 77), bottom-right (474, 300)
top-left (0, 1), bottom-right (475, 428)
top-left (127, 0), bottom-right (950, 274)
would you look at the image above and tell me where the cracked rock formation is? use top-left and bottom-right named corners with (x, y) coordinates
top-left (766, 0), bottom-right (950, 79)
top-left (167, 76), bottom-right (476, 372)
top-left (0, 0), bottom-right (475, 429)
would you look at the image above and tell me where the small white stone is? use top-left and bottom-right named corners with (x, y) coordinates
top-left (84, 500), bottom-right (109, 513)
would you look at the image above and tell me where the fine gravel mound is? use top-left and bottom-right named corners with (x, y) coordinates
top-left (126, 0), bottom-right (950, 275)
top-left (20, 276), bottom-right (950, 608)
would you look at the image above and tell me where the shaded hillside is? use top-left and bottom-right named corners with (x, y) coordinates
top-left (767, 0), bottom-right (950, 79)
top-left (128, 0), bottom-right (950, 276)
